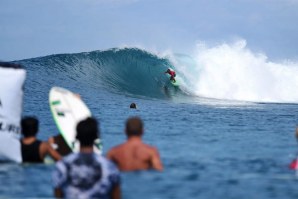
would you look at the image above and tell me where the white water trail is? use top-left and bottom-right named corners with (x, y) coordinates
top-left (174, 40), bottom-right (298, 103)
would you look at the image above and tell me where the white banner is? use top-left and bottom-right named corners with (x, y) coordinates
top-left (0, 64), bottom-right (26, 163)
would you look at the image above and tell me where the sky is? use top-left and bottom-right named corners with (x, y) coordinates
top-left (0, 0), bottom-right (298, 61)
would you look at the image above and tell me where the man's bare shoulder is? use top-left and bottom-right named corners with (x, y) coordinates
top-left (142, 143), bottom-right (160, 153)
top-left (107, 143), bottom-right (127, 155)
top-left (108, 141), bottom-right (159, 155)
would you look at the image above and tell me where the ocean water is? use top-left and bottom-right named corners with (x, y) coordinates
top-left (1, 46), bottom-right (298, 198)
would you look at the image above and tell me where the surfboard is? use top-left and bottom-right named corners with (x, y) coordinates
top-left (166, 73), bottom-right (179, 87)
top-left (49, 87), bottom-right (102, 154)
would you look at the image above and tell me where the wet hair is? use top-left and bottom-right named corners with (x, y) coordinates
top-left (21, 117), bottom-right (39, 137)
top-left (76, 117), bottom-right (99, 147)
top-left (126, 117), bottom-right (143, 137)
top-left (130, 103), bottom-right (137, 109)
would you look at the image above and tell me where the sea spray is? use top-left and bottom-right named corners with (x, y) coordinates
top-left (173, 40), bottom-right (298, 103)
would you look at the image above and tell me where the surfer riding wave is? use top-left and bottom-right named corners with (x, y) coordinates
top-left (165, 68), bottom-right (176, 83)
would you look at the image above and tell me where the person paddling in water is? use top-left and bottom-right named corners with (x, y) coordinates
top-left (165, 68), bottom-right (176, 83)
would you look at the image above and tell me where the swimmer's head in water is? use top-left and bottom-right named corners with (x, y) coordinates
top-left (126, 117), bottom-right (143, 137)
top-left (21, 116), bottom-right (39, 137)
top-left (76, 117), bottom-right (99, 146)
top-left (130, 103), bottom-right (137, 109)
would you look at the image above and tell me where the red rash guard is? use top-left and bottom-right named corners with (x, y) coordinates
top-left (167, 71), bottom-right (176, 77)
top-left (290, 159), bottom-right (298, 170)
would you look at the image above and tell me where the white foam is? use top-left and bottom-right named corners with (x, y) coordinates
top-left (174, 39), bottom-right (298, 103)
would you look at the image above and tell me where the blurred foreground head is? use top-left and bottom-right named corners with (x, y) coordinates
top-left (76, 117), bottom-right (99, 146)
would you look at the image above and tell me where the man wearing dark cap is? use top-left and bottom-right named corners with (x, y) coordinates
top-left (107, 117), bottom-right (163, 171)
top-left (53, 117), bottom-right (121, 199)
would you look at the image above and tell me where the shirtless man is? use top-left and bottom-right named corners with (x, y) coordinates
top-left (107, 117), bottom-right (163, 171)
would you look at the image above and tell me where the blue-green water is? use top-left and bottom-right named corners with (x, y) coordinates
top-left (1, 48), bottom-right (298, 198)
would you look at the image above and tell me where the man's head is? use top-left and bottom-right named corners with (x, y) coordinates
top-left (21, 116), bottom-right (39, 137)
top-left (125, 117), bottom-right (143, 137)
top-left (76, 117), bottom-right (99, 147)
top-left (130, 103), bottom-right (137, 109)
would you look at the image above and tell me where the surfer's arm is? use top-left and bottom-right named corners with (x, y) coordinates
top-left (39, 142), bottom-right (61, 161)
top-left (46, 143), bottom-right (62, 161)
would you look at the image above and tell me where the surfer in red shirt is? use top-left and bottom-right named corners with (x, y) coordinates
top-left (165, 68), bottom-right (176, 83)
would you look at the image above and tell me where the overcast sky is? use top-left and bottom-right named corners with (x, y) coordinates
top-left (1, 0), bottom-right (297, 60)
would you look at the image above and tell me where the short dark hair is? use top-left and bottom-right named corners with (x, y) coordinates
top-left (21, 117), bottom-right (39, 137)
top-left (130, 103), bottom-right (137, 109)
top-left (76, 117), bottom-right (99, 146)
top-left (126, 117), bottom-right (143, 136)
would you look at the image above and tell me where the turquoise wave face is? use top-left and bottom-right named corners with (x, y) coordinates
top-left (18, 48), bottom-right (185, 99)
